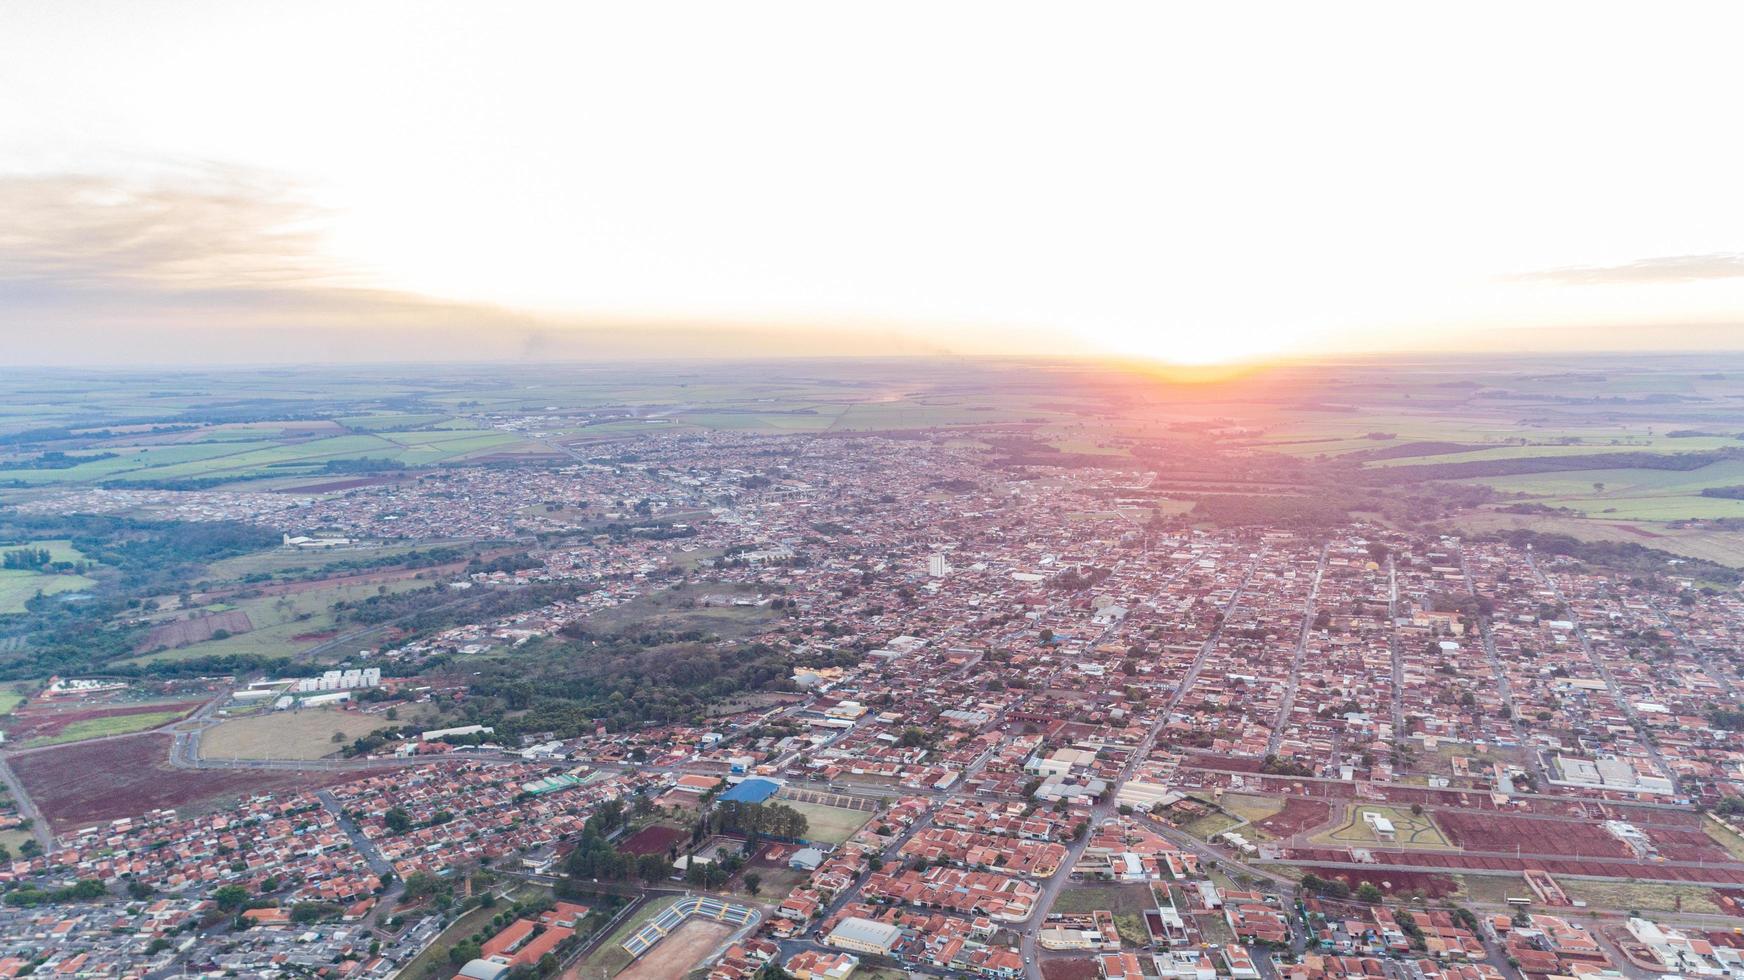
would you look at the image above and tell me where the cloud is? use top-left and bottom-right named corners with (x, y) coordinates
top-left (1515, 253), bottom-right (1744, 286)
top-left (0, 166), bottom-right (962, 364)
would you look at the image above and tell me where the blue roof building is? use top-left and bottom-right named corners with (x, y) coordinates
top-left (717, 777), bottom-right (781, 804)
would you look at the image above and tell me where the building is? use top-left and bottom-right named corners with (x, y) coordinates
top-left (1363, 811), bottom-right (1397, 841)
top-left (453, 960), bottom-right (510, 980)
top-left (825, 917), bottom-right (901, 956)
top-left (718, 777), bottom-right (782, 805)
top-left (786, 950), bottom-right (860, 980)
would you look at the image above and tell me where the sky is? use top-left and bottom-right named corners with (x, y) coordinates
top-left (3, 1), bottom-right (1744, 366)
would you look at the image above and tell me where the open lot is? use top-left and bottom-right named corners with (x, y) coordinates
top-left (1050, 883), bottom-right (1156, 946)
top-left (202, 705), bottom-right (423, 760)
top-left (782, 799), bottom-right (873, 845)
top-left (11, 733), bottom-right (375, 834)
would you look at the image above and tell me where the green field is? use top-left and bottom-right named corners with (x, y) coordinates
top-left (782, 800), bottom-right (873, 845)
top-left (1049, 884), bottom-right (1157, 945)
top-left (0, 569), bottom-right (98, 614)
top-left (122, 576), bottom-right (433, 664)
top-left (0, 691), bottom-right (26, 716)
top-left (22, 708), bottom-right (188, 748)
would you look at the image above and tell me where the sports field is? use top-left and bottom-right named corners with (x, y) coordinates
top-left (782, 800), bottom-right (873, 845)
top-left (616, 917), bottom-right (733, 980)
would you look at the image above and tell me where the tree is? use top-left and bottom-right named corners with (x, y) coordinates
top-left (745, 872), bottom-right (762, 896)
top-left (1355, 882), bottom-right (1385, 904)
top-left (384, 807), bottom-right (413, 833)
top-left (214, 884), bottom-right (250, 911)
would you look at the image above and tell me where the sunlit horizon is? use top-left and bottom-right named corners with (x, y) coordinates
top-left (3, 1), bottom-right (1744, 365)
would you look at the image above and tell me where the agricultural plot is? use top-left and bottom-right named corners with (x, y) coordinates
top-left (1312, 805), bottom-right (1454, 850)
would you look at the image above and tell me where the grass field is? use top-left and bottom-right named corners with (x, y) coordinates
top-left (121, 576), bottom-right (431, 664)
top-left (202, 542), bottom-right (443, 581)
top-left (1220, 793), bottom-right (1286, 823)
top-left (202, 705), bottom-right (424, 760)
top-left (784, 800), bottom-right (873, 845)
top-left (1455, 510), bottom-right (1744, 567)
top-left (22, 708), bottom-right (186, 748)
top-left (1049, 884), bottom-right (1155, 945)
top-left (1312, 805), bottom-right (1454, 850)
top-left (1703, 817), bottom-right (1744, 861)
top-left (0, 569), bottom-right (97, 614)
top-left (1556, 878), bottom-right (1723, 915)
top-left (1181, 810), bottom-right (1243, 841)
top-left (0, 691), bottom-right (27, 717)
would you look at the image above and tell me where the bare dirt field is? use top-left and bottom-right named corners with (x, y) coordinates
top-left (136, 610), bottom-right (255, 652)
top-left (618, 824), bottom-right (687, 856)
top-left (202, 706), bottom-right (408, 760)
top-left (1255, 797), bottom-right (1332, 837)
top-left (616, 918), bottom-right (733, 980)
top-left (10, 733), bottom-right (374, 833)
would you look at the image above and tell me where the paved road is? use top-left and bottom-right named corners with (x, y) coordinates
top-left (1386, 555), bottom-right (1406, 737)
top-left (1456, 543), bottom-right (1549, 785)
top-left (1523, 547), bottom-right (1680, 794)
top-left (1019, 547), bottom-right (1267, 980)
top-left (1644, 595), bottom-right (1736, 696)
top-left (0, 754), bottom-right (53, 852)
top-left (1268, 543), bottom-right (1329, 756)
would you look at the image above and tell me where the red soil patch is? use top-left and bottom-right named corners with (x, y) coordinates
top-left (1301, 867), bottom-right (1460, 898)
top-left (291, 630), bottom-right (340, 642)
top-left (135, 610), bottom-right (254, 653)
top-left (1256, 797), bottom-right (1331, 837)
top-left (619, 824), bottom-right (687, 857)
top-left (11, 733), bottom-right (376, 834)
top-left (1041, 959), bottom-right (1101, 980)
top-left (5, 700), bottom-right (203, 743)
top-left (1436, 811), bottom-right (1630, 858)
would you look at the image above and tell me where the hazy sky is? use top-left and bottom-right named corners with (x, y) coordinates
top-left (3, 1), bottom-right (1744, 365)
